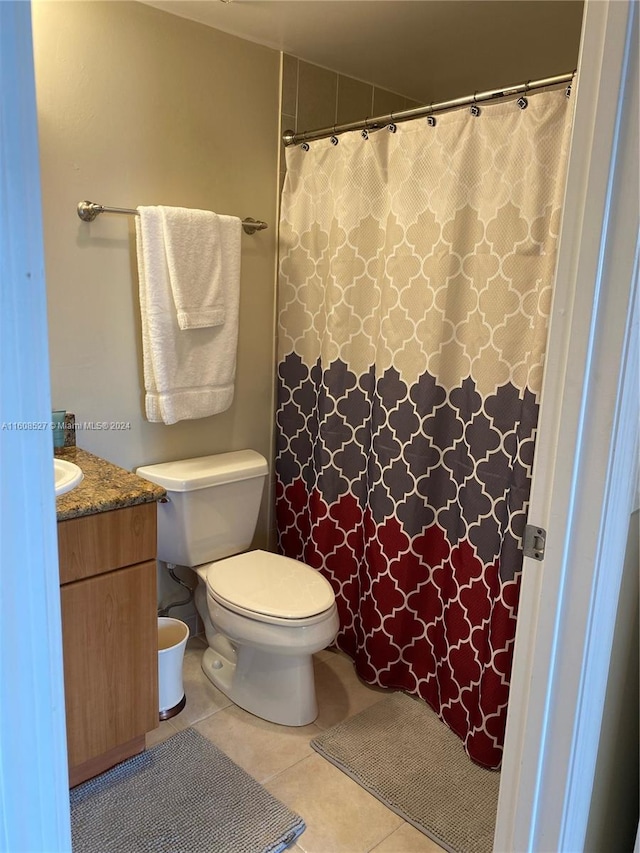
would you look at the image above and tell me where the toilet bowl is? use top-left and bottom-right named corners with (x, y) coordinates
top-left (197, 550), bottom-right (338, 725)
top-left (135, 451), bottom-right (339, 727)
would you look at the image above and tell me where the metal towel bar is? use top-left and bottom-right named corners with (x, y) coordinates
top-left (77, 201), bottom-right (268, 235)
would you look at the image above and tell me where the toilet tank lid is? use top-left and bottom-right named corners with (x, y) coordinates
top-left (136, 450), bottom-right (268, 491)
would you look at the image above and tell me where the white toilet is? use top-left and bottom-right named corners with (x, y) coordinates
top-left (136, 450), bottom-right (339, 726)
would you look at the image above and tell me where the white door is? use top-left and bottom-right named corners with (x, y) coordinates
top-left (495, 1), bottom-right (639, 850)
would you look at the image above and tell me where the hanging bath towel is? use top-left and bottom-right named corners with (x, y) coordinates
top-left (161, 206), bottom-right (241, 330)
top-left (135, 205), bottom-right (241, 425)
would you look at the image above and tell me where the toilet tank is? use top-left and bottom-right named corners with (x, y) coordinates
top-left (136, 450), bottom-right (269, 567)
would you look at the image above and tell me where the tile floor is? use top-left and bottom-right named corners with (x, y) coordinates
top-left (147, 636), bottom-right (447, 853)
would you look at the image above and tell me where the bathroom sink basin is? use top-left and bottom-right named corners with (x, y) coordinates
top-left (54, 458), bottom-right (83, 497)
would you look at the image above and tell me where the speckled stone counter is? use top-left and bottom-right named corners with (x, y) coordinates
top-left (55, 447), bottom-right (165, 521)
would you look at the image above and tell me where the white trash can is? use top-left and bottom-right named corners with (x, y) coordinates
top-left (157, 617), bottom-right (189, 720)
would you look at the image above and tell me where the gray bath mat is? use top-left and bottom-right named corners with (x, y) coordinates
top-left (70, 727), bottom-right (305, 853)
top-left (311, 692), bottom-right (499, 853)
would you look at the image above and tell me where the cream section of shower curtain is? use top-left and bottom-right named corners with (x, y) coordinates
top-left (276, 86), bottom-right (574, 768)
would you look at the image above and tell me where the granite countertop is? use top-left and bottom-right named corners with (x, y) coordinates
top-left (55, 447), bottom-right (165, 521)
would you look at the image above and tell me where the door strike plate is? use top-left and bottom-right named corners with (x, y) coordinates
top-left (524, 524), bottom-right (547, 561)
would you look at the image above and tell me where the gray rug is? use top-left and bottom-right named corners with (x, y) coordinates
top-left (70, 727), bottom-right (305, 853)
top-left (310, 692), bottom-right (499, 853)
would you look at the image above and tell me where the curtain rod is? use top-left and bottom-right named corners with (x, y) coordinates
top-left (76, 201), bottom-right (268, 235)
top-left (282, 71), bottom-right (575, 147)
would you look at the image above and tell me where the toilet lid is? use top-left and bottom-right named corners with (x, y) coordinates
top-left (204, 550), bottom-right (335, 619)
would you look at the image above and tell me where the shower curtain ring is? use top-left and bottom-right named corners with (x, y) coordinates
top-left (361, 119), bottom-right (369, 140)
top-left (470, 93), bottom-right (481, 117)
top-left (516, 80), bottom-right (531, 110)
top-left (427, 104), bottom-right (436, 127)
top-left (388, 113), bottom-right (397, 133)
top-left (330, 126), bottom-right (339, 146)
top-left (517, 81), bottom-right (529, 110)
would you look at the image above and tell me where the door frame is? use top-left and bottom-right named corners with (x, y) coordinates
top-left (0, 3), bottom-right (72, 851)
top-left (495, 1), bottom-right (639, 850)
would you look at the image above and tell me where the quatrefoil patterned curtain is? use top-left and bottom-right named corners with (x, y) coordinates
top-left (276, 87), bottom-right (573, 769)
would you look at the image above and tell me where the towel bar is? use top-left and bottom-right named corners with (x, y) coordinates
top-left (77, 201), bottom-right (268, 235)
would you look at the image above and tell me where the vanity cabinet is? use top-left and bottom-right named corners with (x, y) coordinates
top-left (57, 501), bottom-right (159, 787)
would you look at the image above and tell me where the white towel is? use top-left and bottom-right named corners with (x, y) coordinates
top-left (161, 206), bottom-right (241, 330)
top-left (135, 206), bottom-right (241, 425)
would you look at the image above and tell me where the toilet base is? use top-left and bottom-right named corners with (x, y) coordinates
top-left (201, 644), bottom-right (318, 726)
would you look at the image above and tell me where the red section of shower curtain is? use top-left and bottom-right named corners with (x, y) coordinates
top-left (278, 483), bottom-right (520, 768)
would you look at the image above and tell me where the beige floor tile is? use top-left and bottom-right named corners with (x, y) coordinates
top-left (145, 718), bottom-right (179, 748)
top-left (167, 637), bottom-right (232, 731)
top-left (266, 753), bottom-right (403, 853)
top-left (371, 821), bottom-right (448, 853)
top-left (194, 703), bottom-right (317, 783)
top-left (313, 647), bottom-right (388, 730)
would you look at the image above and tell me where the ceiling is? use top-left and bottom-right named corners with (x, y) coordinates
top-left (140, 1), bottom-right (584, 104)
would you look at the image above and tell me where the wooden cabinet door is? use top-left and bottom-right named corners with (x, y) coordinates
top-left (57, 503), bottom-right (157, 585)
top-left (61, 561), bottom-right (158, 774)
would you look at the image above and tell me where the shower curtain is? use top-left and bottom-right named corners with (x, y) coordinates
top-left (276, 86), bottom-right (573, 769)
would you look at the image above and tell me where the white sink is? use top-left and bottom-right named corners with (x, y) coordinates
top-left (54, 458), bottom-right (83, 497)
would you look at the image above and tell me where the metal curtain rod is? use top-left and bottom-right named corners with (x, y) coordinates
top-left (282, 71), bottom-right (575, 146)
top-left (77, 201), bottom-right (268, 235)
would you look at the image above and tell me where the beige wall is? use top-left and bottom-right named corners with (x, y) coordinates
top-left (32, 1), bottom-right (281, 558)
top-left (585, 509), bottom-right (639, 851)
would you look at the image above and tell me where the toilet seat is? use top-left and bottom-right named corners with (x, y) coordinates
top-left (201, 549), bottom-right (336, 627)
